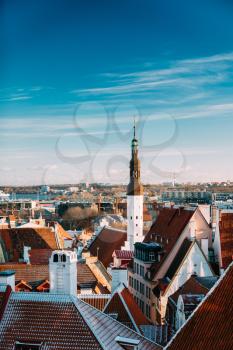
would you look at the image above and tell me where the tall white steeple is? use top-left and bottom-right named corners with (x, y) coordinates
top-left (125, 122), bottom-right (144, 251)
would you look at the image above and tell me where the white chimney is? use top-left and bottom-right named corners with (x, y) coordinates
top-left (49, 250), bottom-right (77, 296)
top-left (23, 246), bottom-right (31, 264)
top-left (0, 270), bottom-right (15, 291)
top-left (111, 267), bottom-right (128, 293)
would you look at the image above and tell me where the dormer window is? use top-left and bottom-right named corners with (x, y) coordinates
top-left (14, 341), bottom-right (42, 350)
top-left (115, 336), bottom-right (140, 350)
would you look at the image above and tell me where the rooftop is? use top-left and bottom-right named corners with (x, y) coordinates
top-left (166, 262), bottom-right (233, 350)
top-left (0, 291), bottom-right (161, 350)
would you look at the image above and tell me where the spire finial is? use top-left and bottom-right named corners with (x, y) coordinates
top-left (133, 117), bottom-right (136, 139)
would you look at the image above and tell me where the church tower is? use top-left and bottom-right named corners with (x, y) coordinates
top-left (126, 123), bottom-right (144, 251)
top-left (49, 250), bottom-right (77, 296)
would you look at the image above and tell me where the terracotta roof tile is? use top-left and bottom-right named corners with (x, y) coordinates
top-left (169, 275), bottom-right (209, 304)
top-left (104, 286), bottom-right (151, 332)
top-left (167, 262), bottom-right (233, 350)
top-left (219, 213), bottom-right (233, 269)
top-left (0, 228), bottom-right (59, 261)
top-left (0, 292), bottom-right (161, 349)
top-left (121, 288), bottom-right (152, 327)
top-left (29, 249), bottom-right (53, 264)
top-left (89, 227), bottom-right (127, 267)
top-left (0, 293), bottom-right (102, 350)
top-left (114, 250), bottom-right (134, 260)
top-left (0, 262), bottom-right (97, 288)
top-left (79, 294), bottom-right (111, 310)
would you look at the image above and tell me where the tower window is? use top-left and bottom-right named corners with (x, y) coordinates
top-left (61, 254), bottom-right (66, 262)
top-left (53, 254), bottom-right (58, 263)
top-left (136, 216), bottom-right (138, 219)
top-left (131, 216), bottom-right (132, 220)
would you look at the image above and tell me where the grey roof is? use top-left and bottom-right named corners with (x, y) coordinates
top-left (194, 276), bottom-right (218, 290)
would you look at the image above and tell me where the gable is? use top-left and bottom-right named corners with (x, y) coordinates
top-left (164, 240), bottom-right (214, 298)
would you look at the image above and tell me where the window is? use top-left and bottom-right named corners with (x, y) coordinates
top-left (14, 342), bottom-right (42, 350)
top-left (136, 216), bottom-right (138, 219)
top-left (53, 254), bottom-right (58, 262)
top-left (146, 304), bottom-right (151, 319)
top-left (115, 336), bottom-right (140, 350)
top-left (61, 254), bottom-right (66, 262)
top-left (146, 286), bottom-right (151, 299)
top-left (139, 282), bottom-right (144, 295)
top-left (149, 251), bottom-right (155, 262)
top-left (139, 299), bottom-right (144, 312)
top-left (139, 265), bottom-right (144, 277)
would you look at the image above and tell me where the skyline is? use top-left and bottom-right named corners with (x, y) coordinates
top-left (1, 0), bottom-right (233, 185)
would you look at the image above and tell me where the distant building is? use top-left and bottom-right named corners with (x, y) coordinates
top-left (162, 191), bottom-right (212, 204)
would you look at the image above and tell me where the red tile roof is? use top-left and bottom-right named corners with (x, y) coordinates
top-left (169, 275), bottom-right (209, 304)
top-left (0, 262), bottom-right (97, 289)
top-left (89, 227), bottom-right (127, 267)
top-left (114, 250), bottom-right (134, 260)
top-left (0, 293), bottom-right (102, 350)
top-left (104, 286), bottom-right (151, 333)
top-left (79, 294), bottom-right (111, 311)
top-left (219, 212), bottom-right (233, 269)
top-left (0, 225), bottom-right (72, 262)
top-left (144, 208), bottom-right (195, 278)
top-left (167, 262), bottom-right (233, 350)
top-left (0, 292), bottom-right (161, 350)
top-left (29, 249), bottom-right (53, 264)
top-left (0, 228), bottom-right (58, 261)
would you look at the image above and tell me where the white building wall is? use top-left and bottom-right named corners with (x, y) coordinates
top-left (127, 195), bottom-right (144, 251)
top-left (156, 209), bottom-right (211, 280)
top-left (160, 243), bottom-right (214, 320)
top-left (49, 250), bottom-right (77, 296)
top-left (0, 273), bottom-right (15, 291)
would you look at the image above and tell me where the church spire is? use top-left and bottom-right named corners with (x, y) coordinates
top-left (127, 121), bottom-right (143, 196)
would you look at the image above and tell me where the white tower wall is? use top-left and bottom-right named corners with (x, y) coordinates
top-left (49, 250), bottom-right (77, 296)
top-left (127, 195), bottom-right (144, 251)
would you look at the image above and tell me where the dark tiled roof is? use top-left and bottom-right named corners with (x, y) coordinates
top-left (219, 213), bottom-right (233, 269)
top-left (194, 275), bottom-right (218, 290)
top-left (165, 239), bottom-right (193, 280)
top-left (89, 227), bottom-right (127, 267)
top-left (144, 208), bottom-right (195, 278)
top-left (167, 263), bottom-right (233, 350)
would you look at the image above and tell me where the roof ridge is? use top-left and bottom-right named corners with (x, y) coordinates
top-left (74, 296), bottom-right (161, 348)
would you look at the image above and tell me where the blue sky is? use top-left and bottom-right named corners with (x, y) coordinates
top-left (1, 0), bottom-right (233, 185)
